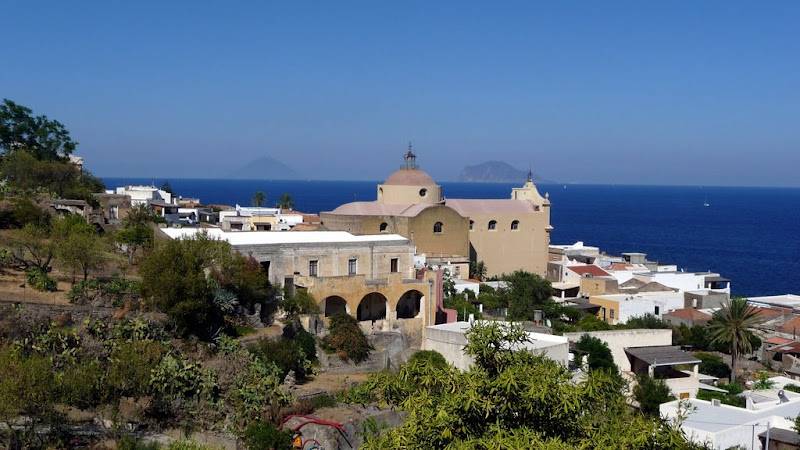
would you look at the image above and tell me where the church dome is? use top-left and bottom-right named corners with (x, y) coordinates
top-left (383, 168), bottom-right (437, 186)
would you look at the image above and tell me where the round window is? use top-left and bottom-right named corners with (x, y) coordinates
top-left (419, 188), bottom-right (427, 197)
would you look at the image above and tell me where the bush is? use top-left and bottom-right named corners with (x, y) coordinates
top-left (243, 421), bottom-right (293, 450)
top-left (67, 277), bottom-right (141, 306)
top-left (694, 352), bottom-right (731, 379)
top-left (108, 340), bottom-right (166, 398)
top-left (408, 350), bottom-right (448, 369)
top-left (697, 388), bottom-right (745, 407)
top-left (26, 267), bottom-right (56, 291)
top-left (633, 373), bottom-right (674, 416)
top-left (321, 313), bottom-right (371, 363)
top-left (444, 292), bottom-right (481, 321)
top-left (574, 334), bottom-right (616, 373)
top-left (784, 384), bottom-right (800, 393)
top-left (117, 436), bottom-right (160, 450)
top-left (251, 337), bottom-right (312, 382)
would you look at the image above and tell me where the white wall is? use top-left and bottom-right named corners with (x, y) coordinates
top-left (618, 292), bottom-right (685, 323)
top-left (634, 272), bottom-right (706, 292)
top-left (564, 329), bottom-right (672, 372)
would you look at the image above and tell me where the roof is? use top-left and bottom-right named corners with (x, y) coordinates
top-left (758, 428), bottom-right (800, 445)
top-left (162, 228), bottom-right (410, 246)
top-left (445, 198), bottom-right (541, 215)
top-left (663, 393), bottom-right (800, 433)
top-left (624, 345), bottom-right (701, 366)
top-left (52, 199), bottom-right (88, 206)
top-left (619, 278), bottom-right (646, 288)
top-left (769, 342), bottom-right (800, 354)
top-left (749, 294), bottom-right (800, 308)
top-left (766, 336), bottom-right (794, 346)
top-left (325, 201), bottom-right (440, 217)
top-left (751, 306), bottom-right (789, 322)
top-left (383, 168), bottom-right (437, 186)
top-left (777, 316), bottom-right (800, 334)
top-left (633, 282), bottom-right (678, 293)
top-left (704, 275), bottom-right (731, 283)
top-left (566, 265), bottom-right (611, 277)
top-left (663, 308), bottom-right (712, 322)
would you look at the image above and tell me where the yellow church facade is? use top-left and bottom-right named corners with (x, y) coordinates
top-left (320, 150), bottom-right (552, 278)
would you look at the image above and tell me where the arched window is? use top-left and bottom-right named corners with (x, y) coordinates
top-left (469, 220), bottom-right (474, 231)
top-left (511, 220), bottom-right (520, 230)
top-left (488, 220), bottom-right (497, 230)
top-left (419, 188), bottom-right (428, 197)
top-left (379, 222), bottom-right (388, 232)
top-left (433, 221), bottom-right (443, 233)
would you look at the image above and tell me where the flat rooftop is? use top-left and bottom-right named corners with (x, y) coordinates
top-left (428, 321), bottom-right (568, 345)
top-left (748, 294), bottom-right (800, 308)
top-left (162, 228), bottom-right (409, 246)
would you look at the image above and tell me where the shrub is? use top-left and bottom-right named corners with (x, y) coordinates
top-left (633, 373), bottom-right (674, 416)
top-left (321, 313), bottom-right (371, 363)
top-left (243, 421), bottom-right (293, 450)
top-left (697, 388), bottom-right (745, 407)
top-left (117, 436), bottom-right (160, 450)
top-left (574, 334), bottom-right (616, 373)
top-left (108, 340), bottom-right (166, 398)
top-left (694, 352), bottom-right (731, 379)
top-left (784, 384), bottom-right (800, 393)
top-left (443, 292), bottom-right (481, 321)
top-left (408, 350), bottom-right (448, 369)
top-left (251, 337), bottom-right (312, 382)
top-left (59, 359), bottom-right (107, 408)
top-left (67, 277), bottom-right (141, 306)
top-left (282, 290), bottom-right (320, 317)
top-left (26, 267), bottom-right (56, 291)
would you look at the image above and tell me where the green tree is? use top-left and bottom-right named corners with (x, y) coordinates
top-left (0, 99), bottom-right (77, 160)
top-left (708, 298), bottom-right (759, 383)
top-left (252, 191), bottom-right (266, 207)
top-left (633, 373), bottom-right (674, 416)
top-left (349, 321), bottom-right (700, 449)
top-left (504, 270), bottom-right (553, 321)
top-left (140, 234), bottom-right (230, 339)
top-left (276, 193), bottom-right (293, 210)
top-left (574, 334), bottom-right (616, 373)
top-left (694, 352), bottom-right (731, 379)
top-left (53, 214), bottom-right (106, 282)
top-left (8, 223), bottom-right (55, 271)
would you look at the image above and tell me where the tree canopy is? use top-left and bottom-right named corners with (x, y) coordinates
top-left (345, 321), bottom-right (700, 449)
top-left (0, 99), bottom-right (77, 160)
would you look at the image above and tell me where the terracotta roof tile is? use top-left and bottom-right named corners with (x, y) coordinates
top-left (664, 308), bottom-right (712, 322)
top-left (566, 265), bottom-right (611, 277)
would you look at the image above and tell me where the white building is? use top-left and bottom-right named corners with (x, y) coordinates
top-left (661, 377), bottom-right (800, 449)
top-left (748, 294), bottom-right (800, 310)
top-left (424, 321), bottom-right (569, 370)
top-left (219, 205), bottom-right (304, 231)
top-left (111, 185), bottom-right (173, 206)
top-left (589, 291), bottom-right (685, 324)
top-left (633, 271), bottom-right (731, 295)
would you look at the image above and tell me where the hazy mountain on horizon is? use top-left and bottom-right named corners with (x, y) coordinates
top-left (458, 161), bottom-right (553, 184)
top-left (228, 155), bottom-right (301, 180)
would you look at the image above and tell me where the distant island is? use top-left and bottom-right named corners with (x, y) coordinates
top-left (458, 161), bottom-right (552, 183)
top-left (229, 156), bottom-right (301, 180)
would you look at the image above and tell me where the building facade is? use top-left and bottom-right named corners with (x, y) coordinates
top-left (320, 149), bottom-right (552, 278)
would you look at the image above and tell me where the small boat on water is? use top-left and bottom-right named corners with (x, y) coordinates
top-left (703, 195), bottom-right (711, 207)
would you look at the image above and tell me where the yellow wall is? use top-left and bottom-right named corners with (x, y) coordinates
top-left (466, 208), bottom-right (550, 277)
top-left (377, 183), bottom-right (442, 205)
top-left (588, 295), bottom-right (621, 325)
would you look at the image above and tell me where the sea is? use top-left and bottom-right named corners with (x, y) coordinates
top-left (104, 177), bottom-right (800, 298)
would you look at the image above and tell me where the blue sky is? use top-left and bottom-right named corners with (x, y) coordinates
top-left (3, 1), bottom-right (799, 186)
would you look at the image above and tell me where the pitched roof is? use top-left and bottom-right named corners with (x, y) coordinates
top-left (566, 265), bottom-right (611, 277)
top-left (770, 342), bottom-right (800, 354)
top-left (625, 346), bottom-right (701, 366)
top-left (619, 278), bottom-right (646, 288)
top-left (325, 201), bottom-right (441, 217)
top-left (663, 308), bottom-right (712, 322)
top-left (445, 198), bottom-right (541, 215)
top-left (766, 336), bottom-right (794, 346)
top-left (634, 282), bottom-right (678, 293)
top-left (778, 316), bottom-right (800, 334)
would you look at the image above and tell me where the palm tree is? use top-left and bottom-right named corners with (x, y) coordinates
top-left (708, 297), bottom-right (759, 383)
top-left (277, 193), bottom-right (294, 210)
top-left (252, 191), bottom-right (266, 207)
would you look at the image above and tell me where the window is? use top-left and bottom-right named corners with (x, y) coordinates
top-left (433, 221), bottom-right (443, 233)
top-left (390, 258), bottom-right (399, 273)
top-left (654, 306), bottom-right (660, 316)
top-left (469, 220), bottom-right (474, 231)
top-left (348, 258), bottom-right (357, 276)
top-left (610, 309), bottom-right (615, 319)
top-left (511, 220), bottom-right (520, 230)
top-left (309, 260), bottom-right (318, 277)
top-left (488, 220), bottom-right (497, 230)
top-left (379, 222), bottom-right (388, 232)
top-left (419, 188), bottom-right (427, 197)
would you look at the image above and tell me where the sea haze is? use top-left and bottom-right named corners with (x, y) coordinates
top-left (104, 178), bottom-right (800, 298)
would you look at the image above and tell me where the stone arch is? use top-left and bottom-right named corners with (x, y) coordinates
top-left (357, 292), bottom-right (387, 321)
top-left (323, 295), bottom-right (348, 317)
top-left (397, 290), bottom-right (423, 319)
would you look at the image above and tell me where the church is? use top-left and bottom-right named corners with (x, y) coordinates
top-left (320, 148), bottom-right (552, 278)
